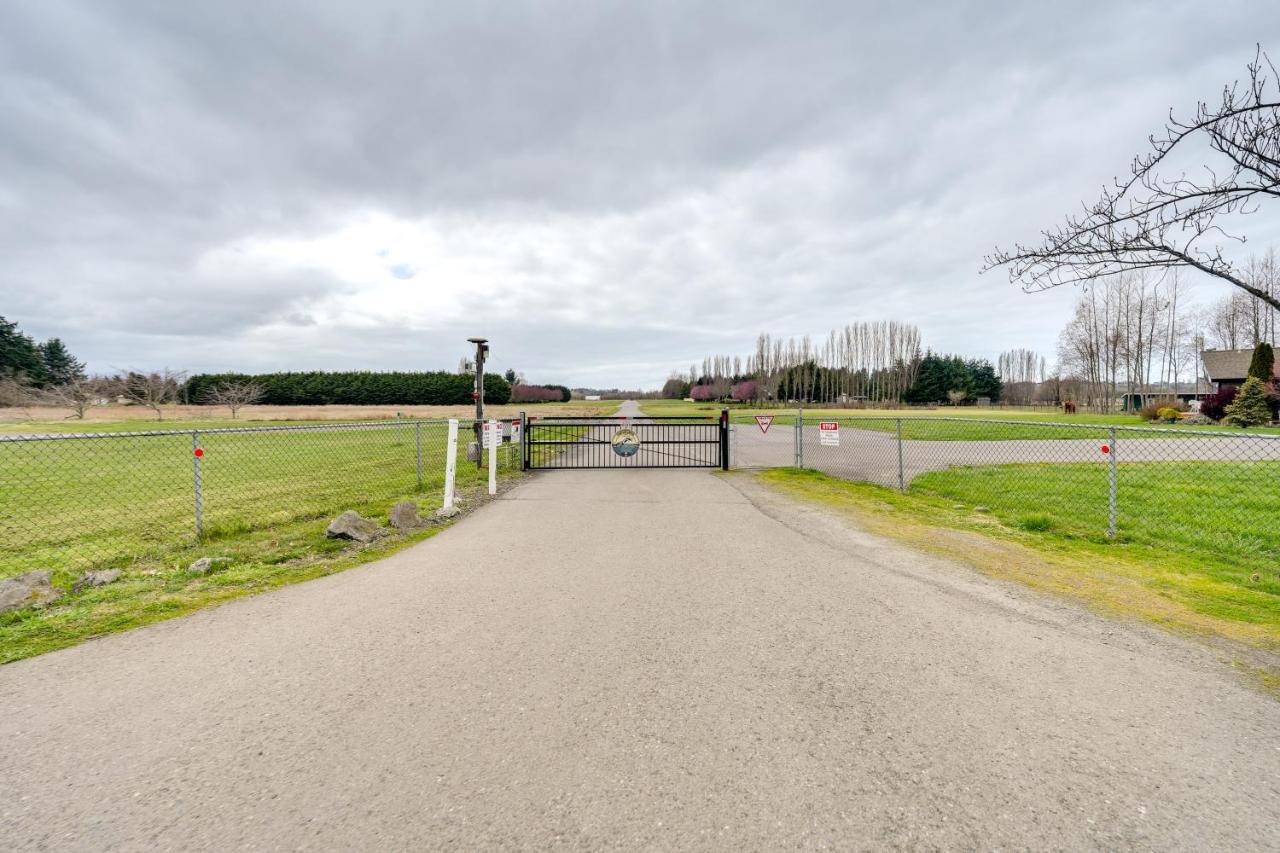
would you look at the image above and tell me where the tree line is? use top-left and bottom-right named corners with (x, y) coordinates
top-left (184, 371), bottom-right (513, 407)
top-left (665, 322), bottom-right (1004, 405)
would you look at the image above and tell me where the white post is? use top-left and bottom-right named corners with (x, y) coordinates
top-left (443, 419), bottom-right (459, 510)
top-left (487, 418), bottom-right (498, 495)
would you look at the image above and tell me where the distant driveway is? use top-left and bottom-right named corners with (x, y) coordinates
top-left (733, 423), bottom-right (1280, 487)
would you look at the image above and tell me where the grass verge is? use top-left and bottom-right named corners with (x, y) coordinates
top-left (753, 468), bottom-right (1280, 665)
top-left (0, 476), bottom-right (516, 664)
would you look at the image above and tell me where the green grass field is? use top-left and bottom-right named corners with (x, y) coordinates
top-left (0, 419), bottom-right (525, 662)
top-left (639, 399), bottom-right (1280, 439)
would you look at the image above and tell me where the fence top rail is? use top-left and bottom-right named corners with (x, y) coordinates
top-left (531, 415), bottom-right (720, 422)
top-left (798, 415), bottom-right (1280, 440)
top-left (0, 417), bottom-right (497, 443)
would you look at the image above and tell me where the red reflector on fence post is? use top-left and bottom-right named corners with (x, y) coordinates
top-left (1100, 444), bottom-right (1110, 455)
top-left (193, 448), bottom-right (204, 457)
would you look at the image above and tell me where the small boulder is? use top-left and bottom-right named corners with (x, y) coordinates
top-left (434, 505), bottom-right (461, 520)
top-left (72, 569), bottom-right (122, 592)
top-left (388, 501), bottom-right (422, 530)
top-left (187, 557), bottom-right (231, 575)
top-left (0, 571), bottom-right (62, 614)
top-left (326, 511), bottom-right (384, 543)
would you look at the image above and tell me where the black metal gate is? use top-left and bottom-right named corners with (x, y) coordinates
top-left (523, 411), bottom-right (728, 470)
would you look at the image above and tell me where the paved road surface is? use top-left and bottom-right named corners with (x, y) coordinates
top-left (1, 469), bottom-right (1277, 850)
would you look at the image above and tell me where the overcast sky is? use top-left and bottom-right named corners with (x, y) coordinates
top-left (2, 1), bottom-right (1277, 388)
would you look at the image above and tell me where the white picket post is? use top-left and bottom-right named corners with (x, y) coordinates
top-left (487, 418), bottom-right (498, 495)
top-left (443, 419), bottom-right (459, 510)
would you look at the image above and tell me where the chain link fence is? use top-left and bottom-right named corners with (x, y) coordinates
top-left (732, 414), bottom-right (1280, 577)
top-left (0, 418), bottom-right (524, 579)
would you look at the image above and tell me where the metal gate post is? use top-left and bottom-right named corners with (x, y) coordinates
top-left (521, 411), bottom-right (529, 470)
top-left (192, 430), bottom-right (204, 539)
top-left (896, 418), bottom-right (905, 493)
top-left (719, 408), bottom-right (729, 470)
top-left (1107, 427), bottom-right (1118, 538)
top-left (415, 421), bottom-right (422, 489)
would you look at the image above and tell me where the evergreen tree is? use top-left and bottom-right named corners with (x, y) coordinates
top-left (37, 338), bottom-right (86, 385)
top-left (1247, 341), bottom-right (1275, 381)
top-left (1224, 377), bottom-right (1272, 428)
top-left (0, 316), bottom-right (45, 385)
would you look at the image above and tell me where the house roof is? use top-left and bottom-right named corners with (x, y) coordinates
top-left (1201, 348), bottom-right (1278, 382)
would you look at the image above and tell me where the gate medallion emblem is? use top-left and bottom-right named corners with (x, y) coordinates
top-left (611, 428), bottom-right (641, 458)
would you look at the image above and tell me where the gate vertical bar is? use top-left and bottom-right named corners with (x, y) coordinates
top-left (192, 429), bottom-right (204, 539)
top-left (896, 418), bottom-right (905, 493)
top-left (443, 419), bottom-right (458, 510)
top-left (415, 421), bottom-right (422, 489)
top-left (521, 411), bottom-right (529, 470)
top-left (1107, 426), bottom-right (1118, 538)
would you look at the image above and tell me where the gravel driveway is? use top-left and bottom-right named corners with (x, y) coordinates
top-left (0, 469), bottom-right (1276, 850)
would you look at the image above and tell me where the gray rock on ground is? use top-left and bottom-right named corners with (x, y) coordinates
top-left (0, 571), bottom-right (62, 614)
top-left (388, 501), bottom-right (423, 530)
top-left (187, 557), bottom-right (232, 575)
top-left (434, 505), bottom-right (461, 520)
top-left (326, 511), bottom-right (385, 543)
top-left (72, 569), bottom-right (123, 593)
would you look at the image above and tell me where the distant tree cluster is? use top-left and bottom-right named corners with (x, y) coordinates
top-left (902, 353), bottom-right (1003, 405)
top-left (184, 371), bottom-right (512, 407)
top-left (0, 316), bottom-right (86, 388)
top-left (510, 383), bottom-right (571, 403)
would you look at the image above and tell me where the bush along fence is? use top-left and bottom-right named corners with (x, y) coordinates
top-left (731, 414), bottom-right (1280, 582)
top-left (0, 417), bottom-right (525, 582)
top-left (183, 371), bottom-right (513, 406)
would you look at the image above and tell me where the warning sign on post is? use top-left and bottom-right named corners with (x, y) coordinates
top-left (819, 421), bottom-right (840, 446)
top-left (755, 415), bottom-right (774, 434)
top-left (483, 421), bottom-right (502, 448)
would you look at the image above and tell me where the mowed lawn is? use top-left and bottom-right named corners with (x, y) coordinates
top-left (0, 421), bottom-right (518, 580)
top-left (1, 420), bottom-right (526, 662)
top-left (640, 399), bottom-right (1280, 440)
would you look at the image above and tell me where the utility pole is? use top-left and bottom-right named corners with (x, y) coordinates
top-left (468, 337), bottom-right (489, 469)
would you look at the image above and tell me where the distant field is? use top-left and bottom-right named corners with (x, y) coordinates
top-left (0, 400), bottom-right (619, 433)
top-left (638, 399), bottom-right (1280, 439)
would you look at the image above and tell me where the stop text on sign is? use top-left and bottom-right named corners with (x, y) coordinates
top-left (819, 421), bottom-right (840, 446)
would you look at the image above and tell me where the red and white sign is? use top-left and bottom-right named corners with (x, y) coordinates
top-left (819, 421), bottom-right (840, 446)
top-left (755, 415), bottom-right (774, 434)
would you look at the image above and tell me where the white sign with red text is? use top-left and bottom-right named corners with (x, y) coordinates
top-left (755, 415), bottom-right (774, 434)
top-left (819, 421), bottom-right (840, 446)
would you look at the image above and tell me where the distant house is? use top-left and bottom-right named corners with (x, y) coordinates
top-left (1201, 348), bottom-right (1279, 391)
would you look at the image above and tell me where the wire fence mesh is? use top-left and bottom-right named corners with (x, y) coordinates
top-left (733, 414), bottom-right (1280, 579)
top-left (0, 419), bottom-right (524, 579)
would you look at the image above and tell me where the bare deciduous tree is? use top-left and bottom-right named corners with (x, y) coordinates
top-left (202, 380), bottom-right (265, 419)
top-left (986, 49), bottom-right (1280, 310)
top-left (37, 376), bottom-right (110, 419)
top-left (123, 368), bottom-right (187, 421)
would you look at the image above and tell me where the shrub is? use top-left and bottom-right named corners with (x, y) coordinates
top-left (1224, 377), bottom-right (1272, 428)
top-left (1180, 413), bottom-right (1214, 425)
top-left (1199, 386), bottom-right (1238, 421)
top-left (1156, 406), bottom-right (1181, 423)
top-left (1138, 398), bottom-right (1187, 421)
top-left (510, 384), bottom-right (563, 403)
top-left (689, 384), bottom-right (717, 402)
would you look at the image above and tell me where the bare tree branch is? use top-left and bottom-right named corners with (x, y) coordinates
top-left (985, 47), bottom-right (1280, 311)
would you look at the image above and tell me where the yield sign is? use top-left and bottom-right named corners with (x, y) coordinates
top-left (755, 415), bottom-right (775, 434)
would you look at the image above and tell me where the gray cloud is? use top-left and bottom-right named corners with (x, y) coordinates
top-left (1, 1), bottom-right (1276, 387)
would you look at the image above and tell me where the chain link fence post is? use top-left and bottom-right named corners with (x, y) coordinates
top-left (192, 429), bottom-right (204, 540)
top-left (797, 407), bottom-right (804, 469)
top-left (1107, 426), bottom-right (1118, 538)
top-left (414, 421), bottom-right (422, 490)
top-left (896, 418), bottom-right (905, 493)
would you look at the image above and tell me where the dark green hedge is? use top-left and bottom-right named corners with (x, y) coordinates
top-left (185, 371), bottom-right (511, 406)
